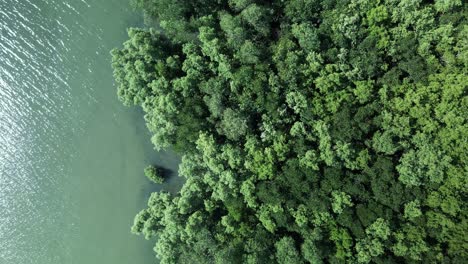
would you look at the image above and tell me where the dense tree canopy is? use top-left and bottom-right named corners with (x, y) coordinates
top-left (112, 0), bottom-right (467, 263)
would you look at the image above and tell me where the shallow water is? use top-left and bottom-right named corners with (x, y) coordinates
top-left (0, 1), bottom-right (180, 263)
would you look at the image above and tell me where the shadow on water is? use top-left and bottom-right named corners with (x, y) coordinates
top-left (158, 167), bottom-right (174, 178)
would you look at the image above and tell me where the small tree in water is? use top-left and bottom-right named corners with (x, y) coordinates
top-left (144, 165), bottom-right (164, 184)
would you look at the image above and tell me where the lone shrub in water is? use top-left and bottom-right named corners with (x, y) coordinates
top-left (144, 165), bottom-right (164, 184)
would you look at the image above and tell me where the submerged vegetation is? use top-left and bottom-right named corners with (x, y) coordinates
top-left (111, 0), bottom-right (467, 263)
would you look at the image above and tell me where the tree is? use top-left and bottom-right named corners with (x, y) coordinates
top-left (275, 237), bottom-right (303, 264)
top-left (144, 165), bottom-right (165, 184)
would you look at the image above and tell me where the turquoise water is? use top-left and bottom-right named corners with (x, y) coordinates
top-left (0, 1), bottom-right (180, 263)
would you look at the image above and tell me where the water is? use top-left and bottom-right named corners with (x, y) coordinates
top-left (0, 1), bottom-right (181, 263)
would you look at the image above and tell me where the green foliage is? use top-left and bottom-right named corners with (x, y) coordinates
top-left (275, 237), bottom-right (303, 264)
top-left (219, 108), bottom-right (248, 141)
top-left (404, 200), bottom-right (422, 220)
top-left (331, 191), bottom-right (353, 215)
top-left (144, 165), bottom-right (164, 184)
top-left (113, 0), bottom-right (468, 263)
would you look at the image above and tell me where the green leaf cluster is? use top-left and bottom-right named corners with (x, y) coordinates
top-left (144, 165), bottom-right (165, 184)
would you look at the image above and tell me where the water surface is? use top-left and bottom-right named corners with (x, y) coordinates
top-left (0, 1), bottom-right (179, 263)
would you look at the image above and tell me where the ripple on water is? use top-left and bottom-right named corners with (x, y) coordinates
top-left (0, 0), bottom-right (86, 263)
top-left (1, 0), bottom-right (163, 263)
